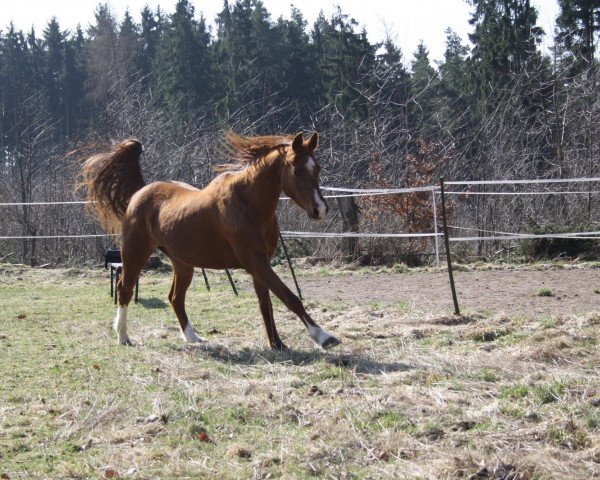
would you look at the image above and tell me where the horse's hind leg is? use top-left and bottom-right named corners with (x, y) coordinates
top-left (252, 277), bottom-right (287, 350)
top-left (114, 234), bottom-right (155, 345)
top-left (169, 260), bottom-right (205, 343)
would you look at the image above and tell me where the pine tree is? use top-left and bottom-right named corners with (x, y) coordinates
top-left (27, 27), bottom-right (46, 99)
top-left (61, 26), bottom-right (87, 137)
top-left (154, 0), bottom-right (212, 116)
top-left (117, 9), bottom-right (141, 85)
top-left (439, 28), bottom-right (473, 146)
top-left (556, 0), bottom-right (600, 72)
top-left (440, 28), bottom-right (470, 97)
top-left (277, 6), bottom-right (316, 114)
top-left (86, 4), bottom-right (120, 115)
top-left (0, 24), bottom-right (33, 147)
top-left (468, 0), bottom-right (543, 101)
top-left (311, 7), bottom-right (376, 119)
top-left (250, 0), bottom-right (287, 123)
top-left (370, 38), bottom-right (412, 183)
top-left (43, 18), bottom-right (66, 131)
top-left (214, 0), bottom-right (256, 122)
top-left (376, 38), bottom-right (411, 122)
top-left (410, 42), bottom-right (441, 142)
top-left (139, 6), bottom-right (164, 85)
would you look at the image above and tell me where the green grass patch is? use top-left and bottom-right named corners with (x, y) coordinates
top-left (480, 368), bottom-right (500, 383)
top-left (371, 410), bottom-right (417, 434)
top-left (500, 384), bottom-right (529, 399)
top-left (2, 265), bottom-right (600, 479)
top-left (534, 380), bottom-right (566, 404)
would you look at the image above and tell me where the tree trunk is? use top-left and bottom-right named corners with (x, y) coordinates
top-left (337, 196), bottom-right (360, 258)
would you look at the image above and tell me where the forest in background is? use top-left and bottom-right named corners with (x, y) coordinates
top-left (0, 0), bottom-right (598, 265)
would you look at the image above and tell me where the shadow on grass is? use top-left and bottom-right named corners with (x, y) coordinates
top-left (173, 342), bottom-right (411, 375)
top-left (138, 297), bottom-right (168, 309)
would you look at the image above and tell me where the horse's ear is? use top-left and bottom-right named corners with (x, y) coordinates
top-left (292, 132), bottom-right (304, 151)
top-left (308, 132), bottom-right (319, 151)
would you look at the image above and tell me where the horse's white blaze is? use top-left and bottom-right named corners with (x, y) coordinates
top-left (306, 156), bottom-right (316, 174)
top-left (314, 189), bottom-right (327, 220)
top-left (307, 323), bottom-right (337, 348)
top-left (182, 323), bottom-right (206, 343)
top-left (113, 306), bottom-right (130, 344)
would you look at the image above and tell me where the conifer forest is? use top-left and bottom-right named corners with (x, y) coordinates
top-left (0, 0), bottom-right (599, 265)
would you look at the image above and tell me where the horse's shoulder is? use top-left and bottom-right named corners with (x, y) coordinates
top-left (207, 171), bottom-right (233, 186)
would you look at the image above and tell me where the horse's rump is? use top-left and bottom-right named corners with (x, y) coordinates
top-left (80, 139), bottom-right (145, 234)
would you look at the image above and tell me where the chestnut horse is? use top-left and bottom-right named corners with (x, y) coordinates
top-left (80, 132), bottom-right (340, 350)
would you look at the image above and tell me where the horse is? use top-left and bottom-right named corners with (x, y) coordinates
top-left (80, 132), bottom-right (341, 351)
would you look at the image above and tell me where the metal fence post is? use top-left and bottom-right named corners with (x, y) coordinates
top-left (440, 177), bottom-right (461, 316)
top-left (278, 229), bottom-right (302, 300)
top-left (431, 187), bottom-right (440, 267)
top-left (201, 268), bottom-right (210, 291)
top-left (225, 269), bottom-right (238, 296)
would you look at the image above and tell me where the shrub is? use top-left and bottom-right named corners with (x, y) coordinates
top-left (520, 221), bottom-right (600, 260)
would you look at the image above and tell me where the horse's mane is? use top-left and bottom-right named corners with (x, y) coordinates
top-left (217, 132), bottom-right (293, 173)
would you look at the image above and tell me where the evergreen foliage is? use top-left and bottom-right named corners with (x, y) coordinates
top-left (0, 1), bottom-right (599, 264)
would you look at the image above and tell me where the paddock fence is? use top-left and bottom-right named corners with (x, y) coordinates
top-left (1, 176), bottom-right (600, 266)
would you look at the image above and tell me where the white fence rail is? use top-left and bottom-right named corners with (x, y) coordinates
top-left (2, 176), bottom-right (600, 264)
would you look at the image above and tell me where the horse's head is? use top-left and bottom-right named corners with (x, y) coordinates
top-left (282, 132), bottom-right (328, 221)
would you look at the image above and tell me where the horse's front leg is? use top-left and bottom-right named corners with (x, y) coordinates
top-left (252, 277), bottom-right (288, 350)
top-left (169, 260), bottom-right (206, 343)
top-left (243, 253), bottom-right (340, 349)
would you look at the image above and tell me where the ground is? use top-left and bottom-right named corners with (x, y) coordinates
top-left (300, 264), bottom-right (600, 317)
top-left (1, 261), bottom-right (599, 479)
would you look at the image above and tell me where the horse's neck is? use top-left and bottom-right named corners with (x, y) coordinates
top-left (243, 151), bottom-right (284, 217)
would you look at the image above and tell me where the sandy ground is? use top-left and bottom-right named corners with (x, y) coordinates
top-left (294, 267), bottom-right (600, 317)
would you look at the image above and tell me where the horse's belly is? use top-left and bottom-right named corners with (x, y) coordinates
top-left (159, 226), bottom-right (240, 269)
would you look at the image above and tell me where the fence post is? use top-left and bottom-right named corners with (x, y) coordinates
top-left (201, 268), bottom-right (210, 291)
top-left (440, 177), bottom-right (461, 316)
top-left (431, 187), bottom-right (440, 267)
top-left (278, 229), bottom-right (303, 300)
top-left (225, 269), bottom-right (238, 296)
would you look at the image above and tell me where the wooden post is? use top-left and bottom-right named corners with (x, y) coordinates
top-left (440, 177), bottom-right (461, 316)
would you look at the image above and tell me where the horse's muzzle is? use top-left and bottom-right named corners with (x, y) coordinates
top-left (310, 201), bottom-right (328, 221)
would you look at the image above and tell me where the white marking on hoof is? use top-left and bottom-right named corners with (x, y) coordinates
top-left (113, 306), bottom-right (131, 345)
top-left (182, 323), bottom-right (207, 343)
top-left (308, 324), bottom-right (341, 349)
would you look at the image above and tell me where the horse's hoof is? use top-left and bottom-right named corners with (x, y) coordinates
top-left (119, 337), bottom-right (133, 346)
top-left (186, 336), bottom-right (207, 344)
top-left (183, 325), bottom-right (206, 343)
top-left (321, 335), bottom-right (341, 349)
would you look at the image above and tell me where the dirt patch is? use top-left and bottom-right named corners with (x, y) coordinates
top-left (296, 267), bottom-right (600, 317)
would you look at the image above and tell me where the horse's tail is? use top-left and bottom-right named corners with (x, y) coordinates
top-left (79, 139), bottom-right (145, 234)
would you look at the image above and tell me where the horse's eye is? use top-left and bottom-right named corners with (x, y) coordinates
top-left (293, 167), bottom-right (301, 176)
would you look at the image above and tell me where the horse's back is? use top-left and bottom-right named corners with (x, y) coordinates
top-left (124, 180), bottom-right (241, 268)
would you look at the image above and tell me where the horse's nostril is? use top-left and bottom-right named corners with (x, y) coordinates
top-left (313, 207), bottom-right (319, 217)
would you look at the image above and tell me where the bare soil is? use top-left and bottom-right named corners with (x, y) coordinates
top-left (297, 266), bottom-right (600, 317)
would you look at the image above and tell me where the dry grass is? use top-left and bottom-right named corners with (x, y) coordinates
top-left (1, 263), bottom-right (600, 479)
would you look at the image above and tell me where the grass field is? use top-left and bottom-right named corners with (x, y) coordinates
top-left (1, 263), bottom-right (600, 479)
